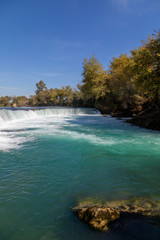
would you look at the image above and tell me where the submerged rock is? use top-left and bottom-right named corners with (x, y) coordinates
top-left (73, 205), bottom-right (120, 231)
top-left (73, 198), bottom-right (160, 232)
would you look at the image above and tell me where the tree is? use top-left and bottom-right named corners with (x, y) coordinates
top-left (28, 95), bottom-right (38, 106)
top-left (63, 86), bottom-right (74, 106)
top-left (0, 96), bottom-right (11, 107)
top-left (35, 80), bottom-right (47, 94)
top-left (81, 55), bottom-right (108, 107)
top-left (131, 31), bottom-right (160, 108)
top-left (36, 90), bottom-right (49, 106)
top-left (108, 54), bottom-right (142, 111)
top-left (72, 88), bottom-right (84, 107)
top-left (48, 88), bottom-right (57, 105)
top-left (12, 96), bottom-right (29, 107)
top-left (50, 86), bottom-right (73, 106)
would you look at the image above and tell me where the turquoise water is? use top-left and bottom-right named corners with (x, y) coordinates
top-left (0, 108), bottom-right (160, 240)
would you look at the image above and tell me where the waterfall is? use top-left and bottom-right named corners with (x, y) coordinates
top-left (0, 107), bottom-right (99, 125)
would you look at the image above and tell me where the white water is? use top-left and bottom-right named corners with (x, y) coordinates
top-left (0, 108), bottom-right (98, 125)
top-left (0, 108), bottom-right (99, 152)
top-left (1, 108), bottom-right (159, 155)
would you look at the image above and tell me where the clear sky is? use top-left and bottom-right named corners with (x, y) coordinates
top-left (0, 0), bottom-right (160, 96)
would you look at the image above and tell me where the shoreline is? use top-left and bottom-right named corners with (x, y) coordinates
top-left (101, 109), bottom-right (160, 131)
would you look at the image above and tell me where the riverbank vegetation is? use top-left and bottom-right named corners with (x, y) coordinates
top-left (0, 31), bottom-right (159, 129)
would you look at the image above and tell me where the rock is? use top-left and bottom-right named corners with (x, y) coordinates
top-left (73, 198), bottom-right (160, 232)
top-left (12, 103), bottom-right (17, 108)
top-left (73, 205), bottom-right (120, 231)
top-left (126, 111), bottom-right (160, 131)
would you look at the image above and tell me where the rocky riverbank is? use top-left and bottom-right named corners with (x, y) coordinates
top-left (102, 108), bottom-right (160, 131)
top-left (126, 111), bottom-right (160, 131)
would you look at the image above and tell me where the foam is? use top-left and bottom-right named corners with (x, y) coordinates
top-left (0, 131), bottom-right (34, 152)
top-left (0, 108), bottom-right (134, 152)
top-left (0, 112), bottom-right (113, 152)
top-left (0, 108), bottom-right (99, 126)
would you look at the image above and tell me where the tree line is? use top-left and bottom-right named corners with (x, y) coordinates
top-left (79, 30), bottom-right (160, 115)
top-left (0, 30), bottom-right (159, 116)
top-left (0, 82), bottom-right (85, 108)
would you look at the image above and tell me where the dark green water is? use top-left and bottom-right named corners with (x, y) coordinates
top-left (0, 108), bottom-right (160, 239)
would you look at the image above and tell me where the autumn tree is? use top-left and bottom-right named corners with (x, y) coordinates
top-left (0, 96), bottom-right (11, 107)
top-left (108, 54), bottom-right (143, 112)
top-left (81, 55), bottom-right (108, 107)
top-left (12, 96), bottom-right (29, 107)
top-left (48, 88), bottom-right (58, 105)
top-left (35, 80), bottom-right (47, 94)
top-left (131, 31), bottom-right (160, 109)
top-left (72, 88), bottom-right (84, 107)
top-left (28, 95), bottom-right (38, 106)
top-left (34, 80), bottom-right (49, 106)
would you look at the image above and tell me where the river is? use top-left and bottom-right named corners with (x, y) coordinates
top-left (0, 107), bottom-right (160, 240)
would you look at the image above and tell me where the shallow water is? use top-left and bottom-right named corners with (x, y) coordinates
top-left (0, 108), bottom-right (160, 240)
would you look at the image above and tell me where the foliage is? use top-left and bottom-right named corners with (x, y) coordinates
top-left (108, 54), bottom-right (143, 111)
top-left (79, 31), bottom-right (160, 113)
top-left (81, 55), bottom-right (108, 107)
top-left (131, 31), bottom-right (160, 108)
top-left (28, 83), bottom-right (84, 107)
top-left (35, 80), bottom-right (47, 94)
top-left (12, 96), bottom-right (29, 107)
top-left (0, 96), bottom-right (11, 107)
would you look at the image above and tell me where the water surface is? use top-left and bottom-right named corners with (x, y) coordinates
top-left (0, 108), bottom-right (160, 240)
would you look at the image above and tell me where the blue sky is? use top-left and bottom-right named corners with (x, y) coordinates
top-left (0, 0), bottom-right (160, 96)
